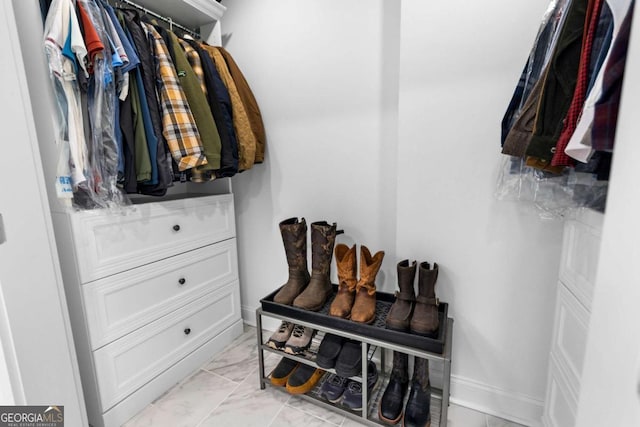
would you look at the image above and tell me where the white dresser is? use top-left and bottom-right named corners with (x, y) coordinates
top-left (543, 209), bottom-right (604, 427)
top-left (52, 193), bottom-right (243, 427)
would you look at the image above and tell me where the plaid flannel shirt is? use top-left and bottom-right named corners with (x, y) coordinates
top-left (144, 23), bottom-right (207, 171)
top-left (179, 39), bottom-right (208, 97)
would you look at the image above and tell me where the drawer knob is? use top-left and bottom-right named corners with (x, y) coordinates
top-left (184, 328), bottom-right (191, 335)
top-left (178, 278), bottom-right (186, 285)
top-left (173, 225), bottom-right (181, 232)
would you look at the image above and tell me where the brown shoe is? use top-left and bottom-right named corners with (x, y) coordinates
top-left (410, 262), bottom-right (439, 337)
top-left (329, 244), bottom-right (357, 318)
top-left (351, 246), bottom-right (384, 324)
top-left (293, 222), bottom-right (338, 311)
top-left (385, 260), bottom-right (416, 331)
top-left (274, 218), bottom-right (310, 305)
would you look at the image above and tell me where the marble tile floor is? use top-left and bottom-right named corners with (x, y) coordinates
top-left (124, 325), bottom-right (527, 427)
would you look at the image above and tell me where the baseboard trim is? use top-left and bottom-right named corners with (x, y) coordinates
top-left (450, 374), bottom-right (543, 427)
top-left (241, 304), bottom-right (256, 326)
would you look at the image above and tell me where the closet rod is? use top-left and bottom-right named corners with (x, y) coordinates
top-left (114, 0), bottom-right (201, 39)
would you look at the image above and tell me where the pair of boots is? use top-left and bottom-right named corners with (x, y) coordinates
top-left (379, 352), bottom-right (431, 427)
top-left (274, 218), bottom-right (341, 311)
top-left (386, 260), bottom-right (439, 337)
top-left (329, 244), bottom-right (385, 324)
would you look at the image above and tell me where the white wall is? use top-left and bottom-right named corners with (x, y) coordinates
top-left (225, 0), bottom-right (562, 424)
top-left (576, 4), bottom-right (640, 424)
top-left (223, 0), bottom-right (402, 327)
top-left (396, 1), bottom-right (562, 424)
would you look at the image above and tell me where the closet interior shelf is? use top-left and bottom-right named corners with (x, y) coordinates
top-left (113, 0), bottom-right (201, 39)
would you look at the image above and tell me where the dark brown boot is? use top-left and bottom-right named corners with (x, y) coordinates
top-left (293, 221), bottom-right (338, 311)
top-left (351, 246), bottom-right (384, 324)
top-left (385, 260), bottom-right (416, 331)
top-left (410, 262), bottom-right (439, 337)
top-left (329, 244), bottom-right (357, 318)
top-left (403, 357), bottom-right (431, 427)
top-left (273, 218), bottom-right (310, 305)
top-left (378, 351), bottom-right (409, 424)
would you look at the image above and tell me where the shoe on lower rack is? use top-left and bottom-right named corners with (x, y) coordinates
top-left (335, 340), bottom-right (362, 378)
top-left (270, 357), bottom-right (299, 387)
top-left (284, 324), bottom-right (315, 355)
top-left (342, 361), bottom-right (379, 411)
top-left (267, 321), bottom-right (294, 350)
top-left (318, 373), bottom-right (349, 403)
top-left (316, 333), bottom-right (346, 369)
top-left (285, 364), bottom-right (325, 394)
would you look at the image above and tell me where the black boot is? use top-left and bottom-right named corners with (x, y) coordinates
top-left (403, 357), bottom-right (431, 427)
top-left (378, 352), bottom-right (409, 424)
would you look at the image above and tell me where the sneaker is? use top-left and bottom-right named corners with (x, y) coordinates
top-left (318, 373), bottom-right (349, 403)
top-left (285, 364), bottom-right (325, 394)
top-left (267, 321), bottom-right (294, 349)
top-left (270, 357), bottom-right (299, 387)
top-left (284, 324), bottom-right (314, 355)
top-left (342, 361), bottom-right (379, 410)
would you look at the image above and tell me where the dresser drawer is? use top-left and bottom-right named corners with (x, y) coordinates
top-left (550, 283), bottom-right (589, 396)
top-left (93, 281), bottom-right (240, 411)
top-left (559, 209), bottom-right (603, 310)
top-left (70, 194), bottom-right (235, 282)
top-left (83, 239), bottom-right (238, 350)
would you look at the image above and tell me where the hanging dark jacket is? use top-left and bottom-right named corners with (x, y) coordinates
top-left (186, 39), bottom-right (238, 177)
top-left (525, 0), bottom-right (588, 161)
top-left (120, 9), bottom-right (172, 195)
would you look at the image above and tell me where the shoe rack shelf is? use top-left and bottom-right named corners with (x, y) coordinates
top-left (256, 307), bottom-right (453, 427)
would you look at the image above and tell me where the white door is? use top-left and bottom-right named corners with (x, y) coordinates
top-left (575, 3), bottom-right (640, 426)
top-left (0, 1), bottom-right (87, 425)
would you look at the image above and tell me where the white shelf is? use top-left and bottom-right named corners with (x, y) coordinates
top-left (129, 0), bottom-right (226, 29)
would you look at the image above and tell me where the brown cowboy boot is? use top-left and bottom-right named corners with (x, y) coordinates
top-left (329, 244), bottom-right (357, 318)
top-left (385, 260), bottom-right (416, 331)
top-left (273, 218), bottom-right (310, 305)
top-left (410, 262), bottom-right (439, 337)
top-left (350, 245), bottom-right (384, 324)
top-left (293, 221), bottom-right (338, 311)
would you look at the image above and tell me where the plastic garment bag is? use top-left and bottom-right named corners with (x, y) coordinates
top-left (77, 0), bottom-right (127, 209)
top-left (495, 156), bottom-right (607, 219)
top-left (43, 0), bottom-right (89, 204)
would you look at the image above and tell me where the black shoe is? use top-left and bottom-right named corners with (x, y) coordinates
top-left (402, 380), bottom-right (431, 427)
top-left (285, 364), bottom-right (325, 394)
top-left (335, 340), bottom-right (362, 378)
top-left (318, 373), bottom-right (348, 402)
top-left (342, 361), bottom-right (378, 410)
top-left (316, 334), bottom-right (346, 368)
top-left (270, 357), bottom-right (299, 387)
top-left (378, 373), bottom-right (409, 424)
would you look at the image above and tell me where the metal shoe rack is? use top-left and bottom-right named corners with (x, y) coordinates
top-left (255, 296), bottom-right (453, 427)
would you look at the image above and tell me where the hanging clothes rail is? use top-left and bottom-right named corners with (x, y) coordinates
top-left (113, 0), bottom-right (201, 39)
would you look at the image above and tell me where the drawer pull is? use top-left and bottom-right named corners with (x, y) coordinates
top-left (178, 278), bottom-right (186, 285)
top-left (173, 224), bottom-right (181, 232)
top-left (184, 328), bottom-right (191, 335)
